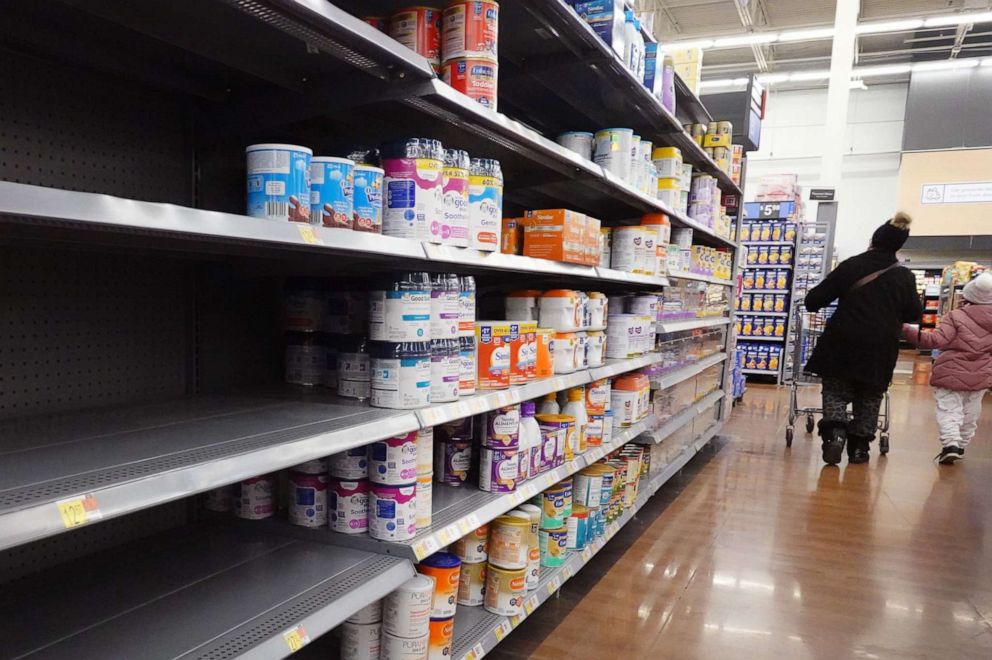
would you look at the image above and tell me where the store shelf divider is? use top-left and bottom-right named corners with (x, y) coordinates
top-left (651, 352), bottom-right (728, 390)
top-left (634, 390), bottom-right (724, 445)
top-left (655, 317), bottom-right (730, 334)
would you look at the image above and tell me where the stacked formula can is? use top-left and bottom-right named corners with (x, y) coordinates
top-left (440, 1), bottom-right (500, 110)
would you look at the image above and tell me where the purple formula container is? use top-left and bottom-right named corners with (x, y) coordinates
top-left (369, 483), bottom-right (417, 541)
top-left (478, 446), bottom-right (520, 493)
top-left (435, 439), bottom-right (473, 486)
top-left (369, 432), bottom-right (419, 485)
top-left (329, 478), bottom-right (369, 534)
top-left (480, 405), bottom-right (520, 449)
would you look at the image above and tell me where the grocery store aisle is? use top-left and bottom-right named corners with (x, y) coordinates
top-left (494, 371), bottom-right (992, 659)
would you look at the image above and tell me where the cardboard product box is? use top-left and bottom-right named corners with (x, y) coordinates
top-left (585, 216), bottom-right (602, 265)
top-left (643, 43), bottom-right (661, 96)
top-left (703, 133), bottom-right (731, 148)
top-left (501, 217), bottom-right (524, 255)
top-left (523, 209), bottom-right (586, 264)
top-left (572, 0), bottom-right (626, 58)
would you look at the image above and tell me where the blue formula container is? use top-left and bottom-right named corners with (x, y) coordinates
top-left (353, 164), bottom-right (384, 233)
top-left (310, 156), bottom-right (354, 229)
top-left (246, 143), bottom-right (312, 223)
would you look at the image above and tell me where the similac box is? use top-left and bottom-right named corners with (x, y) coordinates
top-left (475, 321), bottom-right (512, 390)
top-left (522, 209), bottom-right (586, 264)
top-left (584, 216), bottom-right (601, 265)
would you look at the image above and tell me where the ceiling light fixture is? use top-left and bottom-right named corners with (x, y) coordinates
top-left (854, 19), bottom-right (924, 34)
top-left (712, 33), bottom-right (780, 48)
top-left (755, 73), bottom-right (791, 83)
top-left (700, 57), bottom-right (984, 88)
top-left (776, 28), bottom-right (835, 42)
top-left (788, 70), bottom-right (832, 81)
top-left (923, 11), bottom-right (992, 27)
top-left (911, 58), bottom-right (979, 71)
top-left (853, 64), bottom-right (913, 77)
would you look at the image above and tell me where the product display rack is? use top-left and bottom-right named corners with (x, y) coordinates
top-left (783, 214), bottom-right (836, 382)
top-left (451, 418), bottom-right (725, 660)
top-left (0, 1), bottom-right (741, 658)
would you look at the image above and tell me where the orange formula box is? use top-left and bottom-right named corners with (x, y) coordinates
top-left (522, 209), bottom-right (586, 264)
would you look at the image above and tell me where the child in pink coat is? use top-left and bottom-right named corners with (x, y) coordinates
top-left (905, 272), bottom-right (992, 463)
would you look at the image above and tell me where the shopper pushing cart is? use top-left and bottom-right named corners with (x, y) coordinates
top-left (801, 213), bottom-right (922, 465)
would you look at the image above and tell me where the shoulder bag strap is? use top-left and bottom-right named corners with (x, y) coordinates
top-left (848, 262), bottom-right (900, 294)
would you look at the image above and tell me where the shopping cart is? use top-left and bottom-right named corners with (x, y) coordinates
top-left (786, 307), bottom-right (891, 453)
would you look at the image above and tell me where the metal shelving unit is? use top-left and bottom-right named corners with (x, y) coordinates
top-left (1, 0), bottom-right (742, 657)
top-left (0, 526), bottom-right (415, 659)
top-left (655, 317), bottom-right (731, 334)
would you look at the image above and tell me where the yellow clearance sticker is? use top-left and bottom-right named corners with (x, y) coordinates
top-left (56, 494), bottom-right (102, 529)
top-left (296, 225), bottom-right (322, 245)
top-left (283, 625), bottom-right (310, 652)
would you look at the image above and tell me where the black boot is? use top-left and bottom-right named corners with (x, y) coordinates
top-left (847, 434), bottom-right (871, 464)
top-left (818, 420), bottom-right (847, 465)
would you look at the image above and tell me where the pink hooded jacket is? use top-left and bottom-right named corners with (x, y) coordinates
top-left (908, 303), bottom-right (992, 391)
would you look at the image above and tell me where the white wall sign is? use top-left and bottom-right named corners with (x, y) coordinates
top-left (920, 181), bottom-right (992, 205)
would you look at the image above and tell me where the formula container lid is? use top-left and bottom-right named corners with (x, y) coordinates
top-left (651, 146), bottom-right (681, 160)
top-left (396, 574), bottom-right (436, 594)
top-left (552, 332), bottom-right (577, 339)
top-left (587, 291), bottom-right (606, 299)
top-left (312, 156), bottom-right (355, 165)
top-left (381, 138), bottom-right (443, 160)
top-left (640, 213), bottom-right (670, 226)
top-left (246, 143), bottom-right (313, 154)
top-left (595, 128), bottom-right (635, 135)
top-left (507, 290), bottom-right (543, 299)
top-left (493, 515), bottom-right (531, 529)
top-left (517, 503), bottom-right (541, 519)
top-left (520, 401), bottom-right (536, 416)
top-left (558, 131), bottom-right (593, 138)
top-left (566, 388), bottom-right (584, 402)
top-left (536, 414), bottom-right (575, 423)
top-left (541, 289), bottom-right (576, 299)
top-left (443, 148), bottom-right (470, 168)
top-left (419, 552), bottom-right (461, 569)
top-left (354, 164), bottom-right (384, 174)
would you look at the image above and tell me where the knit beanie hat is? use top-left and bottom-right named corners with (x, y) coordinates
top-left (870, 212), bottom-right (912, 251)
top-left (963, 272), bottom-right (992, 305)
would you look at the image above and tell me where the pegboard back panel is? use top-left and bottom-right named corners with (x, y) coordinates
top-left (0, 50), bottom-right (191, 204)
top-left (0, 245), bottom-right (190, 419)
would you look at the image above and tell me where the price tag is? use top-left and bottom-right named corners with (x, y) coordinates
top-left (551, 576), bottom-right (562, 590)
top-left (546, 581), bottom-right (558, 595)
top-left (282, 625), bottom-right (310, 652)
top-left (467, 514), bottom-right (481, 529)
top-left (509, 491), bottom-right (526, 506)
top-left (495, 391), bottom-right (512, 406)
top-left (295, 225), bottom-right (322, 245)
top-left (581, 547), bottom-right (593, 562)
top-left (472, 643), bottom-right (486, 659)
top-left (510, 615), bottom-right (521, 627)
top-left (562, 565), bottom-right (574, 579)
top-left (423, 242), bottom-right (443, 259)
top-left (456, 401), bottom-right (472, 418)
top-left (439, 526), bottom-right (459, 545)
top-left (56, 494), bottom-right (102, 529)
top-left (521, 482), bottom-right (537, 498)
top-left (465, 651), bottom-right (478, 660)
top-left (470, 397), bottom-right (487, 414)
top-left (524, 596), bottom-right (537, 614)
top-left (422, 406), bottom-right (444, 426)
top-left (414, 540), bottom-right (430, 557)
top-left (457, 518), bottom-right (473, 535)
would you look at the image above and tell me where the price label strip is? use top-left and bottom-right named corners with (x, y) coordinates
top-left (296, 225), bottom-right (322, 245)
top-left (282, 625), bottom-right (310, 652)
top-left (56, 494), bottom-right (102, 529)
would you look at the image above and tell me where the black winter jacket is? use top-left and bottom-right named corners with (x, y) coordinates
top-left (803, 249), bottom-right (922, 392)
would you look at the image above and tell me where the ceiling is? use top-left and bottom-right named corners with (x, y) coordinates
top-left (634, 0), bottom-right (992, 85)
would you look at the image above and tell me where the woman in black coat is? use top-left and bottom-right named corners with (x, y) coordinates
top-left (804, 213), bottom-right (922, 465)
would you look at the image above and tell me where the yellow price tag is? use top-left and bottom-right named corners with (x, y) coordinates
top-left (296, 225), bottom-right (322, 245)
top-left (546, 582), bottom-right (557, 595)
top-left (510, 615), bottom-right (521, 627)
top-left (56, 495), bottom-right (101, 529)
top-left (283, 625), bottom-right (310, 652)
top-left (465, 652), bottom-right (478, 660)
top-left (562, 565), bottom-right (573, 579)
top-left (524, 598), bottom-right (536, 615)
top-left (494, 624), bottom-right (507, 641)
top-left (457, 518), bottom-right (472, 535)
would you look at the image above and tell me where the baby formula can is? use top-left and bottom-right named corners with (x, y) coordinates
top-left (593, 128), bottom-right (634, 181)
top-left (329, 478), bottom-right (369, 534)
top-left (458, 335), bottom-right (477, 395)
top-left (514, 504), bottom-right (542, 590)
top-left (551, 332), bottom-right (577, 374)
top-left (234, 474), bottom-right (275, 520)
top-left (441, 58), bottom-right (498, 110)
top-left (203, 485), bottom-right (237, 513)
top-left (310, 156), bottom-right (354, 228)
top-left (586, 377), bottom-right (609, 416)
top-left (481, 405), bottom-right (520, 448)
top-left (416, 427), bottom-right (434, 475)
top-left (566, 505), bottom-right (590, 550)
top-left (479, 446), bottom-right (520, 493)
top-left (505, 290), bottom-right (541, 322)
top-left (535, 328), bottom-right (554, 379)
top-left (457, 560), bottom-right (487, 606)
top-left (340, 621), bottom-right (381, 660)
top-left (382, 138), bottom-right (443, 240)
top-left (435, 439), bottom-right (472, 486)
top-left (538, 525), bottom-right (568, 567)
top-left (415, 473), bottom-right (433, 528)
top-left (539, 289), bottom-right (581, 331)
top-left (575, 331), bottom-right (588, 369)
top-left (484, 564), bottom-right (526, 616)
top-left (488, 515), bottom-right (530, 569)
top-left (384, 574), bottom-right (434, 638)
top-left (329, 447), bottom-right (369, 479)
top-left (458, 275), bottom-right (476, 337)
top-left (586, 291), bottom-right (608, 329)
top-left (389, 6), bottom-right (442, 69)
top-left (381, 631), bottom-right (429, 660)
top-left (245, 144), bottom-right (312, 223)
top-left (610, 226), bottom-right (646, 274)
top-left (586, 413), bottom-right (604, 447)
top-left (467, 158), bottom-right (503, 250)
top-left (537, 413), bottom-right (575, 461)
top-left (370, 483), bottom-right (417, 541)
top-left (475, 321), bottom-right (511, 389)
top-left (536, 481), bottom-right (570, 528)
top-left (284, 333), bottom-right (325, 386)
top-left (556, 131), bottom-right (594, 160)
top-left (428, 618), bottom-right (455, 660)
top-left (352, 164), bottom-right (384, 233)
top-left (370, 341), bottom-right (432, 410)
top-left (284, 278), bottom-right (323, 332)
top-left (369, 432), bottom-right (419, 485)
top-left (430, 338), bottom-right (461, 403)
top-left (288, 471), bottom-right (329, 528)
top-left (418, 552), bottom-right (461, 618)
top-left (439, 149), bottom-right (470, 246)
top-left (442, 0), bottom-right (499, 60)
top-left (347, 599), bottom-right (383, 624)
top-left (600, 227), bottom-right (613, 268)
top-left (453, 524), bottom-right (489, 562)
top-left (370, 272), bottom-right (431, 342)
top-left (572, 469), bottom-right (604, 508)
top-left (651, 146), bottom-right (683, 179)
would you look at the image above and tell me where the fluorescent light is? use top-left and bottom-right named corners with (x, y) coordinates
top-left (912, 58), bottom-right (979, 72)
top-left (777, 28), bottom-right (835, 42)
top-left (788, 70), bottom-right (831, 81)
top-left (853, 64), bottom-right (913, 77)
top-left (663, 39), bottom-right (714, 51)
top-left (923, 11), bottom-right (992, 27)
top-left (855, 19), bottom-right (924, 34)
top-left (850, 80), bottom-right (868, 90)
top-left (712, 33), bottom-right (780, 48)
top-left (755, 73), bottom-right (790, 83)
top-left (699, 78), bottom-right (749, 88)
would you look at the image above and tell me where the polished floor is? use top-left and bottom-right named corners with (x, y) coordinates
top-left (493, 367), bottom-right (992, 659)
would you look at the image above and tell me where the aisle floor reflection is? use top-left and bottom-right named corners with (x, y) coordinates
top-left (492, 371), bottom-right (992, 659)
